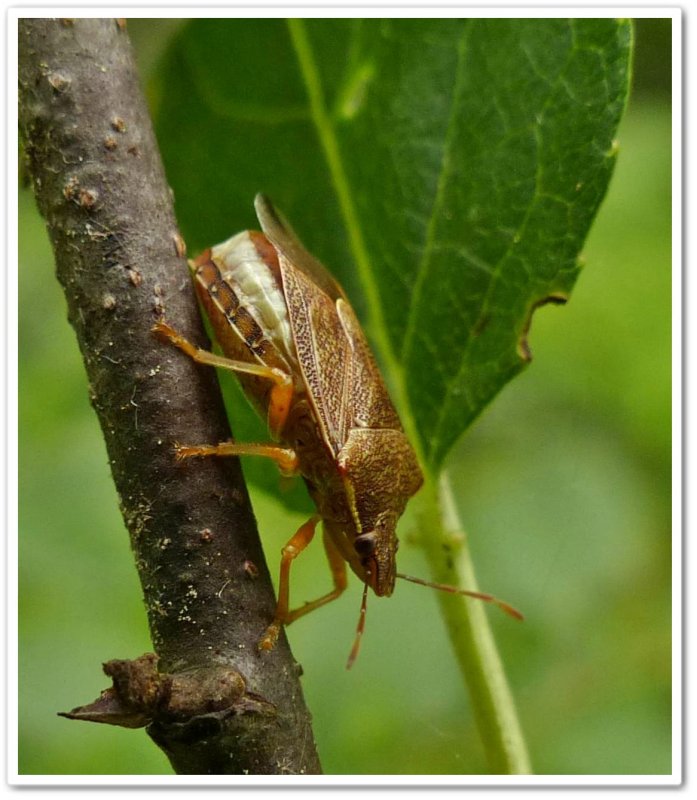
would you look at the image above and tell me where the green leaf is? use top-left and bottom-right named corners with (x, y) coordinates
top-left (153, 18), bottom-right (631, 476)
top-left (151, 19), bottom-right (632, 774)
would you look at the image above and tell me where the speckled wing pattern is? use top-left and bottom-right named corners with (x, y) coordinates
top-left (255, 194), bottom-right (402, 454)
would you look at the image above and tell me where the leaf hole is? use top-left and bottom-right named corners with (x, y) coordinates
top-left (517, 293), bottom-right (569, 361)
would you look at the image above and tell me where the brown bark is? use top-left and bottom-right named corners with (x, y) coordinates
top-left (18, 17), bottom-right (321, 775)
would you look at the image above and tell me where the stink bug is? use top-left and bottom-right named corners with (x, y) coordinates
top-left (154, 195), bottom-right (521, 667)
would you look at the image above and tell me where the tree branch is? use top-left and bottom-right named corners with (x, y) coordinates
top-left (19, 17), bottom-right (321, 775)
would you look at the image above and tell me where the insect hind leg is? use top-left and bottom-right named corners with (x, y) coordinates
top-left (153, 318), bottom-right (295, 438)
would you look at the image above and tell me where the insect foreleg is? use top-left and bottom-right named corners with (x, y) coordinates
top-left (259, 518), bottom-right (348, 652)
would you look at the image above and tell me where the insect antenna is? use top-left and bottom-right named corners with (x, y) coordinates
top-left (396, 573), bottom-right (524, 621)
top-left (346, 582), bottom-right (370, 670)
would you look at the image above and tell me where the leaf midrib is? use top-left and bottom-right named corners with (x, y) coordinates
top-left (286, 18), bottom-right (425, 467)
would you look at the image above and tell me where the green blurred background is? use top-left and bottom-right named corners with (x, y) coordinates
top-left (18, 18), bottom-right (672, 775)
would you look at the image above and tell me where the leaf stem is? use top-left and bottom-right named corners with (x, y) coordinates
top-left (427, 472), bottom-right (532, 774)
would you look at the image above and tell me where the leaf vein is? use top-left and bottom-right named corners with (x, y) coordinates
top-left (286, 19), bottom-right (426, 465)
top-left (400, 21), bottom-right (472, 367)
top-left (427, 36), bottom-right (581, 466)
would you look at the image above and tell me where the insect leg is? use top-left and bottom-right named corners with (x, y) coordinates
top-left (175, 441), bottom-right (299, 476)
top-left (266, 381), bottom-right (294, 441)
top-left (259, 520), bottom-right (348, 651)
top-left (153, 319), bottom-right (295, 437)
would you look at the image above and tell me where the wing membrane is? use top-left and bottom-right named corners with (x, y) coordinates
top-left (255, 194), bottom-right (346, 303)
top-left (279, 253), bottom-right (351, 451)
top-left (255, 195), bottom-right (401, 451)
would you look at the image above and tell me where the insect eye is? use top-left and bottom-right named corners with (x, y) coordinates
top-left (354, 533), bottom-right (376, 556)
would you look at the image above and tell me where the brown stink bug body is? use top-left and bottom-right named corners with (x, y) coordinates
top-left (154, 195), bottom-right (520, 666)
